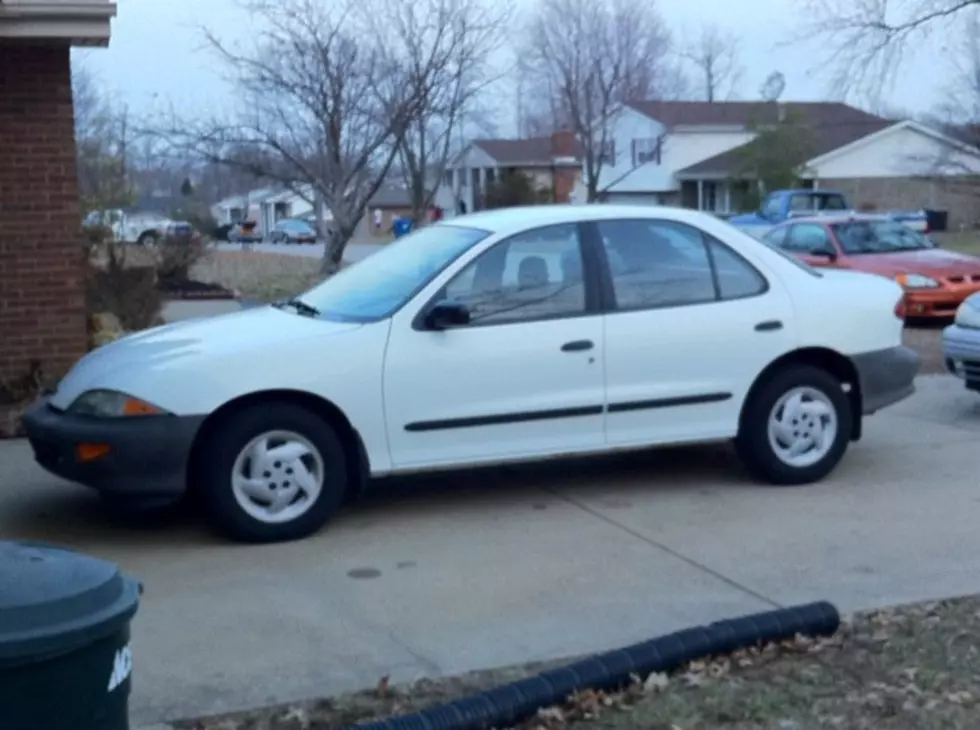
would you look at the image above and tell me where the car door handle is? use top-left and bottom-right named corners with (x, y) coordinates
top-left (561, 339), bottom-right (594, 352)
top-left (754, 320), bottom-right (783, 332)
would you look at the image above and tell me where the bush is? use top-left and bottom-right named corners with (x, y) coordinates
top-left (85, 241), bottom-right (163, 332)
top-left (484, 170), bottom-right (553, 208)
top-left (155, 231), bottom-right (208, 285)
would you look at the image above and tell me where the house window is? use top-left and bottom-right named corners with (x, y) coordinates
top-left (702, 182), bottom-right (718, 211)
top-left (443, 169), bottom-right (454, 187)
top-left (599, 139), bottom-right (616, 166)
top-left (631, 138), bottom-right (660, 166)
top-left (486, 168), bottom-right (496, 185)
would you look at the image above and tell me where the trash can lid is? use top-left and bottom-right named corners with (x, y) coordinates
top-left (0, 542), bottom-right (141, 666)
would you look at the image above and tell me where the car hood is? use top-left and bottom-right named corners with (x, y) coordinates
top-left (49, 306), bottom-right (361, 410)
top-left (849, 248), bottom-right (980, 278)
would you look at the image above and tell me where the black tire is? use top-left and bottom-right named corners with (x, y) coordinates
top-left (734, 365), bottom-right (852, 486)
top-left (137, 231), bottom-right (158, 247)
top-left (197, 403), bottom-right (348, 543)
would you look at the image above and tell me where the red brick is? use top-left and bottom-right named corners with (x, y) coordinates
top-left (0, 42), bottom-right (86, 382)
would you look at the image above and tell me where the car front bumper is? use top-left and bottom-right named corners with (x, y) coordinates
top-left (850, 345), bottom-right (921, 414)
top-left (904, 285), bottom-right (980, 318)
top-left (21, 399), bottom-right (205, 499)
top-left (942, 324), bottom-right (980, 390)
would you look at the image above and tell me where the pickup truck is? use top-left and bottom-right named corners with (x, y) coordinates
top-left (83, 209), bottom-right (193, 246)
top-left (727, 189), bottom-right (928, 238)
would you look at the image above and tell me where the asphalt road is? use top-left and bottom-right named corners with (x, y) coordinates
top-left (3, 376), bottom-right (980, 726)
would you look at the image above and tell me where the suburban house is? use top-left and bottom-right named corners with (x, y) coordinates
top-left (442, 131), bottom-right (585, 214)
top-left (213, 181), bottom-right (429, 240)
top-left (444, 102), bottom-right (980, 229)
top-left (0, 0), bottom-right (117, 393)
top-left (596, 101), bottom-right (980, 227)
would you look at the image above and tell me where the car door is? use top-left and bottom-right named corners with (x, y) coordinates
top-left (590, 218), bottom-right (797, 447)
top-left (382, 222), bottom-right (607, 470)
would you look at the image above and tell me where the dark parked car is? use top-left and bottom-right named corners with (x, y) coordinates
top-left (268, 218), bottom-right (318, 244)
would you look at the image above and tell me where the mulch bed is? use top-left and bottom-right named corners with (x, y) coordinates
top-left (178, 596), bottom-right (980, 730)
top-left (158, 277), bottom-right (237, 300)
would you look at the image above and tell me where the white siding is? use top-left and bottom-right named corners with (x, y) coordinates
top-left (606, 131), bottom-right (756, 193)
top-left (596, 107), bottom-right (665, 191)
top-left (809, 124), bottom-right (980, 179)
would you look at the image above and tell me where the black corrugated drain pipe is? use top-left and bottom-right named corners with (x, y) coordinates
top-left (344, 601), bottom-right (840, 730)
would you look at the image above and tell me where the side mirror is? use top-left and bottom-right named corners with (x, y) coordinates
top-left (809, 246), bottom-right (838, 261)
top-left (424, 301), bottom-right (470, 330)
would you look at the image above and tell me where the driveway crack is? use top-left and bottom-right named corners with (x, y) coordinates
top-left (548, 488), bottom-right (782, 609)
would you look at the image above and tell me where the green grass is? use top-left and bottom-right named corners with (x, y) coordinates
top-left (933, 231), bottom-right (980, 256)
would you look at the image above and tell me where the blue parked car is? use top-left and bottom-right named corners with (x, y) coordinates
top-left (942, 292), bottom-right (980, 392)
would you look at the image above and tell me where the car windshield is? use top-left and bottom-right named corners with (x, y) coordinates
top-left (281, 220), bottom-right (312, 231)
top-left (831, 220), bottom-right (932, 254)
top-left (296, 224), bottom-right (491, 322)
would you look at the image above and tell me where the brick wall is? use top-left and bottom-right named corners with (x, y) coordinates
top-left (820, 177), bottom-right (980, 230)
top-left (0, 43), bottom-right (87, 386)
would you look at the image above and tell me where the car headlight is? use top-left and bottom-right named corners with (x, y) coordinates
top-left (67, 389), bottom-right (169, 418)
top-left (955, 298), bottom-right (980, 329)
top-left (895, 273), bottom-right (939, 289)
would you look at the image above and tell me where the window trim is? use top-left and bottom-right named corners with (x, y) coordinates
top-left (411, 221), bottom-right (605, 331)
top-left (583, 218), bottom-right (770, 315)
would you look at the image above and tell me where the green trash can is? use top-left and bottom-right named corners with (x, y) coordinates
top-left (0, 542), bottom-right (142, 730)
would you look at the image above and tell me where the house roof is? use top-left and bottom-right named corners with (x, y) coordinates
top-left (678, 120), bottom-right (893, 177)
top-left (626, 101), bottom-right (885, 129)
top-left (369, 185), bottom-right (412, 208)
top-left (617, 101), bottom-right (892, 179)
top-left (472, 136), bottom-right (584, 165)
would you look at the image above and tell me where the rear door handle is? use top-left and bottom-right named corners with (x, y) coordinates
top-left (561, 339), bottom-right (594, 352)
top-left (755, 320), bottom-right (783, 332)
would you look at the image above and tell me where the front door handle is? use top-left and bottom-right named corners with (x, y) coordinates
top-left (755, 320), bottom-right (783, 332)
top-left (561, 339), bottom-right (594, 352)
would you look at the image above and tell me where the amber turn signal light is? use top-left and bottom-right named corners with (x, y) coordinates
top-left (76, 443), bottom-right (112, 462)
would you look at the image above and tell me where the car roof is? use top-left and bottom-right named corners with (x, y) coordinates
top-left (437, 204), bottom-right (729, 236)
top-left (773, 213), bottom-right (893, 227)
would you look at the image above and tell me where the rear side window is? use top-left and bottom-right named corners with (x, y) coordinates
top-left (707, 239), bottom-right (767, 299)
top-left (596, 219), bottom-right (767, 310)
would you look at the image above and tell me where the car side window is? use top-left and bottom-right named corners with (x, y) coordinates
top-left (762, 227), bottom-right (786, 247)
top-left (596, 219), bottom-right (716, 310)
top-left (762, 195), bottom-right (782, 220)
top-left (706, 238), bottom-right (768, 299)
top-left (440, 223), bottom-right (586, 325)
top-left (785, 223), bottom-right (831, 252)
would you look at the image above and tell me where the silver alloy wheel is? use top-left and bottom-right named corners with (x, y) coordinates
top-left (230, 430), bottom-right (325, 524)
top-left (766, 386), bottom-right (838, 469)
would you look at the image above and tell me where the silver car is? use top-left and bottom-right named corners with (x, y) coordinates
top-left (942, 292), bottom-right (980, 392)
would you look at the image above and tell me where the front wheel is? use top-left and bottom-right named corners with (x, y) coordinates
top-left (197, 403), bottom-right (348, 543)
top-left (735, 365), bottom-right (852, 486)
top-left (136, 232), bottom-right (158, 247)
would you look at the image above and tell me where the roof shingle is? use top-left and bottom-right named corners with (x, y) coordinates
top-left (472, 136), bottom-right (584, 164)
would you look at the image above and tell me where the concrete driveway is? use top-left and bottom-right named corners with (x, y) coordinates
top-left (2, 375), bottom-right (979, 726)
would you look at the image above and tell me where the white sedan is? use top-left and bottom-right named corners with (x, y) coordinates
top-left (24, 206), bottom-right (921, 543)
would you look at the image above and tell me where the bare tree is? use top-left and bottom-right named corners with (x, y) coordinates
top-left (379, 0), bottom-right (513, 223)
top-left (681, 23), bottom-right (744, 102)
top-left (159, 0), bottom-right (427, 273)
top-left (521, 0), bottom-right (677, 202)
top-left (801, 0), bottom-right (979, 105)
top-left (72, 67), bottom-right (135, 211)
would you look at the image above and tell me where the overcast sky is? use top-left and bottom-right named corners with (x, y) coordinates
top-left (75, 0), bottom-right (951, 132)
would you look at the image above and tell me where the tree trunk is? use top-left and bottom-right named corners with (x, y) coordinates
top-left (319, 221), bottom-right (353, 275)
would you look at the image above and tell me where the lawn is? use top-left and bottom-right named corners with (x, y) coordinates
top-left (179, 595), bottom-right (980, 730)
top-left (192, 250), bottom-right (326, 303)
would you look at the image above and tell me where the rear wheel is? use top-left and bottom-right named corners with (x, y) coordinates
top-left (136, 231), bottom-right (158, 247)
top-left (197, 403), bottom-right (348, 542)
top-left (735, 365), bottom-right (852, 485)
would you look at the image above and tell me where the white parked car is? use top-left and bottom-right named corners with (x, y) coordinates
top-left (25, 206), bottom-right (920, 543)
